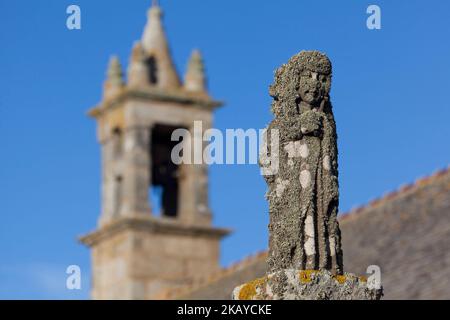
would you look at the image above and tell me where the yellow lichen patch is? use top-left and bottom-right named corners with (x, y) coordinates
top-left (359, 276), bottom-right (367, 283)
top-left (298, 270), bottom-right (318, 284)
top-left (333, 275), bottom-right (347, 284)
top-left (238, 276), bottom-right (267, 300)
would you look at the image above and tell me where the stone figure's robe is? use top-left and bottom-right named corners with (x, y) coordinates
top-left (263, 106), bottom-right (343, 274)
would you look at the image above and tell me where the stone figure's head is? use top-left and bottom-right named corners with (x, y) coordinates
top-left (270, 51), bottom-right (332, 116)
top-left (297, 52), bottom-right (332, 106)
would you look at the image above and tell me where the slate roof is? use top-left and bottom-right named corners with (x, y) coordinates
top-left (169, 166), bottom-right (450, 300)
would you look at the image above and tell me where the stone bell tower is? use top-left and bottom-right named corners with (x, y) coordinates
top-left (80, 2), bottom-right (229, 300)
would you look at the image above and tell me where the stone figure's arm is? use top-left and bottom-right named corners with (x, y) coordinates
top-left (279, 110), bottom-right (324, 142)
top-left (298, 110), bottom-right (323, 136)
top-left (282, 117), bottom-right (303, 142)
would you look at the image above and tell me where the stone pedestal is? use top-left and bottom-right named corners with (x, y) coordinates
top-left (232, 269), bottom-right (382, 300)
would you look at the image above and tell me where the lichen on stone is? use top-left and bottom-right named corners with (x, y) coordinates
top-left (238, 276), bottom-right (267, 300)
top-left (233, 269), bottom-right (382, 300)
top-left (359, 276), bottom-right (368, 283)
top-left (298, 270), bottom-right (319, 283)
top-left (333, 274), bottom-right (346, 284)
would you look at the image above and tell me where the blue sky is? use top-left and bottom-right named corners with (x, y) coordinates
top-left (1, 0), bottom-right (449, 299)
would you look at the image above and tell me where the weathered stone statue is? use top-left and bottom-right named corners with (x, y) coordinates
top-left (233, 51), bottom-right (382, 300)
top-left (265, 51), bottom-right (343, 274)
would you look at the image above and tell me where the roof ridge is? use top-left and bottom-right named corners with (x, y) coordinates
top-left (340, 165), bottom-right (450, 223)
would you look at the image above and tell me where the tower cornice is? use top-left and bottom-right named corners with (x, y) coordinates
top-left (88, 88), bottom-right (223, 119)
top-left (79, 216), bottom-right (231, 247)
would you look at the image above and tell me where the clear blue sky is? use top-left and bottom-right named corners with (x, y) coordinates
top-left (1, 0), bottom-right (449, 299)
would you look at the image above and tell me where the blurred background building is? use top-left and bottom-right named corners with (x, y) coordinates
top-left (80, 2), bottom-right (229, 299)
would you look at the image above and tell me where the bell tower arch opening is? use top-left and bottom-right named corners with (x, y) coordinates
top-left (150, 124), bottom-right (183, 218)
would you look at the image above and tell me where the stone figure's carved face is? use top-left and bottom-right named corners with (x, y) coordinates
top-left (269, 51), bottom-right (332, 117)
top-left (298, 70), bottom-right (330, 106)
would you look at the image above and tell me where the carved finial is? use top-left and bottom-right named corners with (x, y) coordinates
top-left (184, 49), bottom-right (207, 94)
top-left (103, 56), bottom-right (124, 100)
top-left (130, 42), bottom-right (145, 62)
top-left (127, 42), bottom-right (149, 88)
top-left (106, 56), bottom-right (124, 86)
top-left (141, 0), bottom-right (180, 89)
